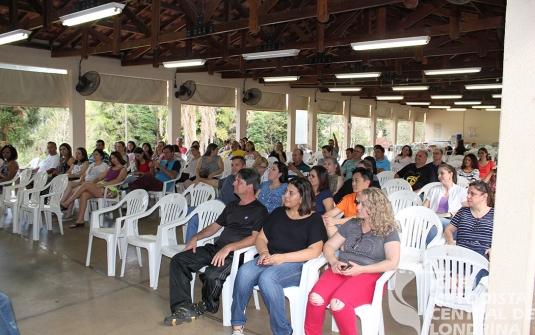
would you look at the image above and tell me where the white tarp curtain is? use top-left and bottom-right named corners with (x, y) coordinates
top-left (293, 95), bottom-right (309, 110)
top-left (351, 103), bottom-right (371, 117)
top-left (186, 84), bottom-right (236, 107)
top-left (0, 68), bottom-right (69, 107)
top-left (415, 111), bottom-right (426, 122)
top-left (253, 91), bottom-right (286, 112)
top-left (376, 107), bottom-right (392, 119)
top-left (397, 109), bottom-right (411, 121)
top-left (90, 74), bottom-right (167, 105)
top-left (317, 99), bottom-right (343, 115)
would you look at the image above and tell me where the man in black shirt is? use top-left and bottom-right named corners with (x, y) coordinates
top-left (395, 150), bottom-right (436, 192)
top-left (164, 168), bottom-right (267, 326)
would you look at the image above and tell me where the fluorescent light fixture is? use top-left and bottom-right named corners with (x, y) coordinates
top-left (431, 95), bottom-right (463, 99)
top-left (454, 101), bottom-right (481, 105)
top-left (351, 36), bottom-right (430, 51)
top-left (242, 49), bottom-right (300, 60)
top-left (376, 96), bottom-right (404, 100)
top-left (392, 86), bottom-right (429, 91)
top-left (335, 72), bottom-right (381, 79)
top-left (424, 67), bottom-right (482, 76)
top-left (477, 105), bottom-right (496, 109)
top-left (465, 84), bottom-right (503, 90)
top-left (405, 102), bottom-right (431, 106)
top-left (0, 29), bottom-right (32, 45)
top-left (428, 106), bottom-right (450, 109)
top-left (492, 94), bottom-right (502, 98)
top-left (486, 108), bottom-right (501, 111)
top-left (162, 59), bottom-right (206, 68)
top-left (60, 2), bottom-right (125, 26)
top-left (0, 62), bottom-right (67, 74)
top-left (263, 76), bottom-right (300, 82)
top-left (447, 108), bottom-right (466, 111)
top-left (328, 87), bottom-right (362, 92)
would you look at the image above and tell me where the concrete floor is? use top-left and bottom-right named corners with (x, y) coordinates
top-left (0, 205), bottom-right (479, 335)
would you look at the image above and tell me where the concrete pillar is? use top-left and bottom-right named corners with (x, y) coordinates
top-left (392, 108), bottom-right (399, 145)
top-left (308, 99), bottom-right (318, 151)
top-left (371, 102), bottom-right (377, 146)
top-left (236, 90), bottom-right (247, 139)
top-left (344, 98), bottom-right (351, 149)
top-left (287, 94), bottom-right (296, 150)
top-left (167, 81), bottom-right (182, 143)
top-left (410, 106), bottom-right (416, 142)
top-left (69, 72), bottom-right (86, 149)
top-left (485, 1), bottom-right (535, 333)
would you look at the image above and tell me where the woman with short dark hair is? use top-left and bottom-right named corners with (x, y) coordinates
top-left (457, 153), bottom-right (480, 181)
top-left (394, 145), bottom-right (414, 167)
top-left (257, 161), bottom-right (288, 213)
top-left (231, 177), bottom-right (327, 335)
top-left (308, 166), bottom-right (334, 215)
top-left (0, 145), bottom-right (19, 190)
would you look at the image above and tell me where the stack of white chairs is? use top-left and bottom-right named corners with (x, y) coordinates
top-left (388, 190), bottom-right (423, 215)
top-left (381, 179), bottom-right (412, 197)
top-left (421, 245), bottom-right (489, 335)
top-left (86, 190), bottom-right (150, 276)
top-left (395, 206), bottom-right (443, 315)
top-left (180, 184), bottom-right (215, 242)
top-left (19, 175), bottom-right (68, 240)
top-left (377, 171), bottom-right (395, 186)
top-left (120, 193), bottom-right (188, 288)
top-left (0, 169), bottom-right (34, 233)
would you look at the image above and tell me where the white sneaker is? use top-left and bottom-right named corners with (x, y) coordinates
top-left (231, 326), bottom-right (244, 335)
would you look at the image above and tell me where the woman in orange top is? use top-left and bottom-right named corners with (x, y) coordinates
top-left (477, 148), bottom-right (495, 179)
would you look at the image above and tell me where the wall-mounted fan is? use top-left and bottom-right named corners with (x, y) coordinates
top-left (243, 88), bottom-right (262, 106)
top-left (75, 59), bottom-right (100, 96)
top-left (175, 80), bottom-right (196, 101)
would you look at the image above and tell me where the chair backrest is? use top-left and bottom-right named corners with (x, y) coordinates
top-left (246, 159), bottom-right (255, 168)
top-left (182, 184), bottom-right (215, 206)
top-left (390, 162), bottom-right (403, 174)
top-left (448, 155), bottom-right (465, 163)
top-left (27, 157), bottom-right (40, 169)
top-left (448, 160), bottom-right (462, 168)
top-left (388, 190), bottom-right (423, 215)
top-left (220, 159), bottom-right (233, 178)
top-left (267, 157), bottom-right (278, 167)
top-left (32, 171), bottom-right (49, 189)
top-left (377, 171), bottom-right (395, 186)
top-left (424, 245), bottom-right (489, 303)
top-left (395, 206), bottom-right (443, 251)
top-left (381, 178), bottom-right (412, 197)
top-left (47, 175), bottom-right (69, 206)
top-left (416, 182), bottom-right (441, 200)
top-left (456, 176), bottom-right (470, 189)
top-left (19, 169), bottom-right (32, 185)
top-left (261, 153), bottom-right (268, 158)
top-left (191, 200), bottom-right (226, 232)
top-left (123, 189), bottom-right (150, 216)
top-left (157, 193), bottom-right (188, 225)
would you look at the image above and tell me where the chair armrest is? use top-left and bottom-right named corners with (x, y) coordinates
top-left (229, 246), bottom-right (258, 279)
top-left (161, 177), bottom-right (181, 192)
top-left (197, 228), bottom-right (223, 246)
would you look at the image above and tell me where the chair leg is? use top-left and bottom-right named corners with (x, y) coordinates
top-left (253, 290), bottom-right (260, 310)
top-left (53, 209), bottom-right (64, 235)
top-left (416, 270), bottom-right (425, 315)
top-left (147, 246), bottom-right (156, 288)
top-left (120, 244), bottom-right (128, 277)
top-left (30, 208), bottom-right (40, 241)
top-left (420, 298), bottom-right (435, 335)
top-left (221, 280), bottom-right (232, 326)
top-left (472, 306), bottom-right (485, 335)
top-left (106, 237), bottom-right (117, 276)
top-left (190, 273), bottom-right (197, 301)
top-left (86, 234), bottom-right (94, 266)
top-left (136, 247), bottom-right (143, 267)
top-left (0, 205), bottom-right (4, 229)
top-left (153, 255), bottom-right (162, 290)
top-left (331, 314), bottom-right (339, 332)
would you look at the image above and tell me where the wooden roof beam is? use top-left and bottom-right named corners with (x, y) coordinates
top-left (388, 0), bottom-right (447, 31)
top-left (122, 7), bottom-right (151, 36)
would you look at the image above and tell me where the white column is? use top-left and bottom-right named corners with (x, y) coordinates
top-left (236, 90), bottom-right (247, 139)
top-left (167, 81), bottom-right (182, 143)
top-left (308, 99), bottom-right (318, 151)
top-left (485, 1), bottom-right (535, 333)
top-left (371, 103), bottom-right (377, 146)
top-left (344, 98), bottom-right (351, 149)
top-left (392, 108), bottom-right (399, 145)
top-left (287, 94), bottom-right (296, 150)
top-left (410, 106), bottom-right (416, 142)
top-left (69, 72), bottom-right (86, 149)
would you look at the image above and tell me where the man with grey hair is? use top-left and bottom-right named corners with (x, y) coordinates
top-left (395, 150), bottom-right (435, 192)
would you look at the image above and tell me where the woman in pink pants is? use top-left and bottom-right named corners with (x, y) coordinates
top-left (305, 187), bottom-right (401, 335)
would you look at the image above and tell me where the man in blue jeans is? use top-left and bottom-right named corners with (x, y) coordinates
top-left (184, 156), bottom-right (246, 242)
top-left (164, 168), bottom-right (267, 326)
top-left (0, 291), bottom-right (20, 335)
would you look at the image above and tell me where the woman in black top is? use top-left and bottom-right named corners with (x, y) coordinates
top-left (268, 141), bottom-right (287, 163)
top-left (454, 139), bottom-right (466, 156)
top-left (231, 177), bottom-right (327, 335)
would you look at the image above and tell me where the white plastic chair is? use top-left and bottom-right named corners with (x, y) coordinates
top-left (86, 190), bottom-right (150, 276)
top-left (391, 162), bottom-right (403, 174)
top-left (331, 270), bottom-right (397, 335)
top-left (388, 190), bottom-right (423, 215)
top-left (448, 160), bottom-right (462, 168)
top-left (416, 182), bottom-right (441, 200)
top-left (261, 153), bottom-right (268, 158)
top-left (421, 245), bottom-right (489, 335)
top-left (447, 155), bottom-right (465, 163)
top-left (18, 175), bottom-right (68, 240)
top-left (153, 200), bottom-right (225, 290)
top-left (267, 157), bottom-right (278, 167)
top-left (246, 159), bottom-right (255, 168)
top-left (396, 206), bottom-right (443, 315)
top-left (247, 251), bottom-right (328, 335)
top-left (381, 178), bottom-right (412, 197)
top-left (456, 176), bottom-right (470, 189)
top-left (148, 171), bottom-right (182, 203)
top-left (219, 159), bottom-right (233, 179)
top-left (86, 181), bottom-right (125, 224)
top-left (180, 184), bottom-right (216, 242)
top-left (120, 193), bottom-right (188, 288)
top-left (377, 171), bottom-right (395, 186)
top-left (1, 169), bottom-right (39, 234)
top-left (19, 157), bottom-right (40, 170)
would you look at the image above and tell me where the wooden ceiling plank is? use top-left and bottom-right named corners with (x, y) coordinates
top-left (81, 26), bottom-right (88, 59)
top-left (56, 28), bottom-right (82, 51)
top-left (388, 0), bottom-right (447, 32)
top-left (291, 23), bottom-right (310, 42)
top-left (204, 0), bottom-right (222, 22)
top-left (9, 0), bottom-right (18, 29)
top-left (478, 29), bottom-right (487, 57)
top-left (152, 0), bottom-right (161, 50)
top-left (230, 0), bottom-right (249, 18)
top-left (87, 28), bottom-right (113, 45)
top-left (325, 11), bottom-right (359, 38)
top-left (122, 7), bottom-right (151, 36)
top-left (376, 7), bottom-right (387, 39)
top-left (258, 0), bottom-right (279, 15)
top-left (123, 46), bottom-right (151, 61)
top-left (26, 0), bottom-right (43, 15)
top-left (249, 0), bottom-right (260, 33)
top-left (177, 0), bottom-right (200, 22)
top-left (43, 0), bottom-right (53, 30)
top-left (112, 15), bottom-right (121, 55)
top-left (449, 4), bottom-right (460, 40)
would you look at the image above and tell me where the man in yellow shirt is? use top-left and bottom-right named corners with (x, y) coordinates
top-left (222, 140), bottom-right (245, 160)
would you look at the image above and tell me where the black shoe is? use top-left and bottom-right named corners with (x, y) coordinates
top-left (164, 307), bottom-right (199, 326)
top-left (193, 301), bottom-right (209, 316)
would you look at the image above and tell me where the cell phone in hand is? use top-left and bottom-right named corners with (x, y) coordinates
top-left (344, 265), bottom-right (353, 271)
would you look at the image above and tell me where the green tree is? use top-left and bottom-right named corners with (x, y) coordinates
top-left (0, 106), bottom-right (41, 148)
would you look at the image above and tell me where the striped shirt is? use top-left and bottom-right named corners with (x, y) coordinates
top-left (451, 207), bottom-right (494, 250)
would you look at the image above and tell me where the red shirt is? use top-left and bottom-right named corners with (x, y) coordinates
top-left (138, 159), bottom-right (152, 173)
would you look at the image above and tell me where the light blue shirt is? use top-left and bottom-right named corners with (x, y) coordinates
top-left (375, 157), bottom-right (391, 171)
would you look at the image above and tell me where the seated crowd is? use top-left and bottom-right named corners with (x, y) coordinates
top-left (0, 135), bottom-right (496, 335)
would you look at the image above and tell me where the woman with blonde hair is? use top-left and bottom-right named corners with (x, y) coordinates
top-left (324, 156), bottom-right (343, 194)
top-left (252, 156), bottom-right (269, 183)
top-left (305, 187), bottom-right (400, 335)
